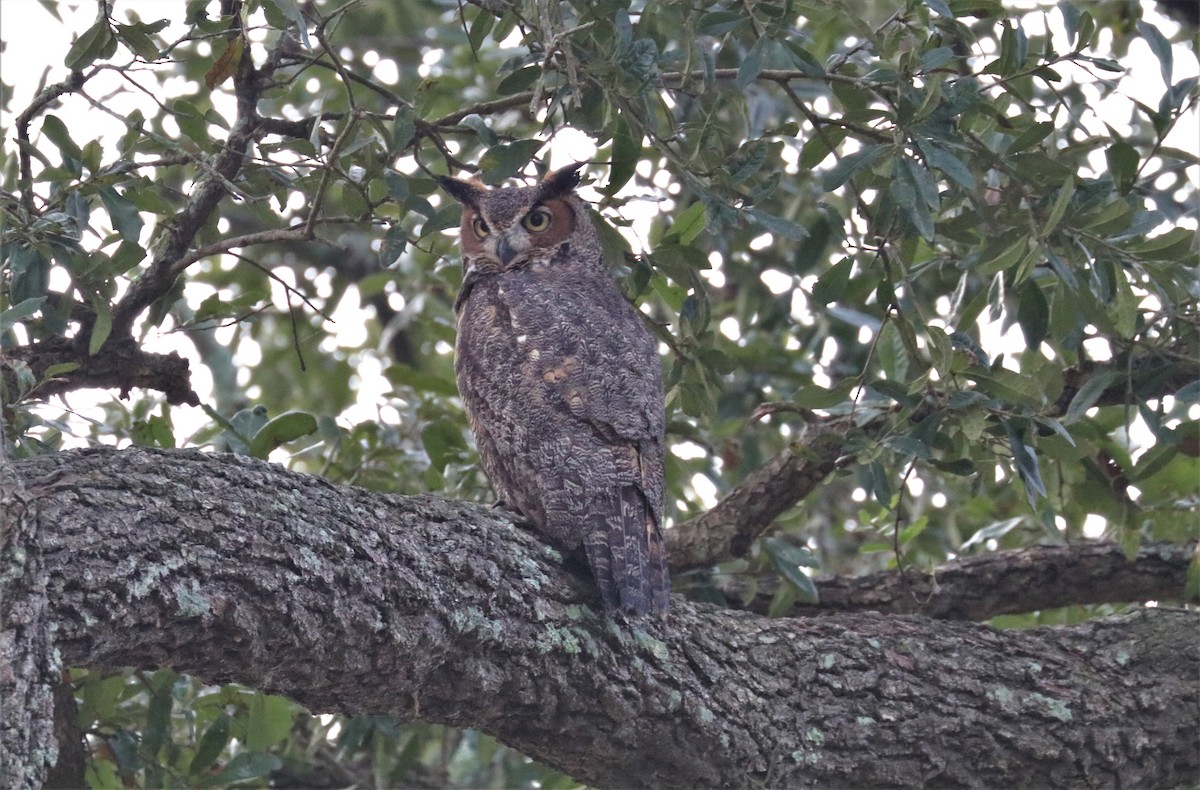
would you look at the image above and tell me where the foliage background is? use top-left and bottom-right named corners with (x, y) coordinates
top-left (1, 0), bottom-right (1196, 785)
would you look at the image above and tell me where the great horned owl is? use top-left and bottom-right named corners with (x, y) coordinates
top-left (439, 164), bottom-right (670, 616)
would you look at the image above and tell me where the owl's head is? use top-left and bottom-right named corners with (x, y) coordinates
top-left (438, 164), bottom-right (599, 274)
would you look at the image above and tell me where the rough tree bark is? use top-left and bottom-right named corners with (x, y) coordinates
top-left (2, 447), bottom-right (1197, 788)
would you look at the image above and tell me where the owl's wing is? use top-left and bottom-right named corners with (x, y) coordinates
top-left (532, 277), bottom-right (665, 506)
top-left (525, 273), bottom-right (670, 615)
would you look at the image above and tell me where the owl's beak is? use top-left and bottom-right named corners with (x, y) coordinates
top-left (496, 236), bottom-right (519, 265)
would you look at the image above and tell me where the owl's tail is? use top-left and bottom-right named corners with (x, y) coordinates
top-left (584, 487), bottom-right (670, 616)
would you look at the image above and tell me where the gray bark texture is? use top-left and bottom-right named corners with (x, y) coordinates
top-left (3, 447), bottom-right (1198, 788)
top-left (0, 464), bottom-right (60, 788)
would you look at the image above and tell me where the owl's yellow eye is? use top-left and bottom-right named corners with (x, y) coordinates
top-left (522, 206), bottom-right (553, 233)
top-left (471, 215), bottom-right (490, 239)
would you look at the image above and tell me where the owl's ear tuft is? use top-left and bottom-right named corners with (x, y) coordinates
top-left (538, 163), bottom-right (585, 199)
top-left (438, 175), bottom-right (487, 209)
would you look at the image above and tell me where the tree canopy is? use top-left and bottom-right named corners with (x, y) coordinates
top-left (1, 0), bottom-right (1197, 787)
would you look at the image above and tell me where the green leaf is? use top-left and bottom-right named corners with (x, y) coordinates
top-left (917, 140), bottom-right (975, 189)
top-left (98, 186), bottom-right (144, 243)
top-left (247, 410), bottom-right (319, 458)
top-left (496, 66), bottom-right (540, 96)
top-left (884, 435), bottom-right (931, 460)
top-left (479, 139), bottom-right (544, 184)
top-left (40, 115), bottom-right (83, 162)
top-left (1064, 369), bottom-right (1121, 424)
top-left (727, 139), bottom-right (768, 182)
top-left (42, 362), bottom-right (81, 379)
top-left (976, 238), bottom-right (1028, 276)
top-left (737, 36), bottom-right (770, 90)
top-left (1105, 140), bottom-right (1138, 195)
top-left (0, 297), bottom-right (46, 333)
top-left (246, 694), bottom-right (296, 752)
top-left (960, 516), bottom-right (1024, 550)
top-left (422, 421), bottom-right (467, 469)
top-left (88, 299), bottom-right (112, 356)
top-left (812, 257), bottom-right (853, 304)
top-left (392, 106), bottom-right (416, 153)
top-left (964, 368), bottom-right (1044, 408)
top-left (1123, 227), bottom-right (1193, 260)
top-left (934, 457), bottom-right (977, 476)
top-left (268, 0), bottom-right (311, 47)
top-left (604, 114), bottom-right (640, 196)
top-left (1136, 20), bottom-right (1172, 88)
top-left (763, 537), bottom-right (819, 604)
top-left (919, 47), bottom-right (954, 71)
top-left (868, 460), bottom-right (894, 507)
top-left (822, 144), bottom-right (888, 191)
top-left (1006, 121), bottom-right (1054, 155)
top-left (791, 378), bottom-right (857, 409)
top-left (190, 714), bottom-right (231, 776)
top-left (744, 208), bottom-right (808, 240)
top-left (1042, 175), bottom-right (1075, 235)
top-left (65, 19), bottom-right (117, 70)
top-left (467, 8), bottom-right (495, 52)
top-left (766, 582), bottom-right (798, 618)
top-left (923, 0), bottom-right (954, 17)
top-left (1001, 420), bottom-right (1046, 508)
top-left (141, 673), bottom-right (176, 759)
top-left (115, 22), bottom-right (164, 60)
top-left (200, 752), bottom-right (283, 787)
top-left (697, 10), bottom-right (747, 35)
top-left (1016, 281), bottom-right (1048, 350)
top-left (132, 415), bottom-right (175, 449)
top-left (219, 405), bottom-right (270, 455)
top-left (664, 202), bottom-right (707, 245)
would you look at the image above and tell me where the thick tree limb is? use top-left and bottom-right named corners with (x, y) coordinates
top-left (723, 541), bottom-right (1195, 621)
top-left (0, 464), bottom-right (59, 789)
top-left (3, 336), bottom-right (199, 406)
top-left (7, 447), bottom-right (1198, 788)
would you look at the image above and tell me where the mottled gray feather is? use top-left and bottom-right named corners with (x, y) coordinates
top-left (446, 170), bottom-right (669, 615)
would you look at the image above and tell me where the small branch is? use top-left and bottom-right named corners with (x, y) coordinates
top-left (110, 12), bottom-right (262, 339)
top-left (723, 542), bottom-right (1195, 620)
top-left (1054, 354), bottom-right (1197, 415)
top-left (666, 416), bottom-right (855, 570)
top-left (430, 93), bottom-right (537, 127)
top-left (14, 70), bottom-right (91, 213)
top-left (668, 349), bottom-right (1195, 572)
top-left (166, 227), bottom-right (314, 281)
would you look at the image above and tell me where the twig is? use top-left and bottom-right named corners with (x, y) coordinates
top-left (14, 70), bottom-right (91, 213)
top-left (166, 227), bottom-right (315, 280)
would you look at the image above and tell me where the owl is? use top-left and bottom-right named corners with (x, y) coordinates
top-left (438, 164), bottom-right (670, 616)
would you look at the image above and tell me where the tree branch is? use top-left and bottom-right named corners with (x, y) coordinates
top-left (8, 448), bottom-right (1198, 789)
top-left (109, 19), bottom-right (262, 339)
top-left (667, 342), bottom-right (1197, 572)
top-left (0, 464), bottom-right (59, 789)
top-left (722, 541), bottom-right (1195, 620)
top-left (666, 416), bottom-right (851, 570)
top-left (14, 70), bottom-right (90, 213)
top-left (3, 336), bottom-right (200, 406)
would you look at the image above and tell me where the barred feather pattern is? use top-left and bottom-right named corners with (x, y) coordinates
top-left (443, 167), bottom-right (670, 615)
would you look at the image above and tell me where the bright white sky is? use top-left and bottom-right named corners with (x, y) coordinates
top-left (2, 1), bottom-right (1197, 529)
